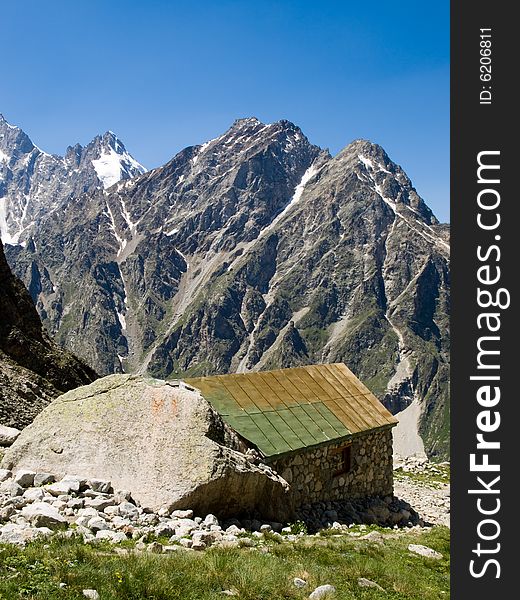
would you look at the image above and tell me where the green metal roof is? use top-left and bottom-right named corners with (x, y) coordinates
top-left (185, 363), bottom-right (398, 458)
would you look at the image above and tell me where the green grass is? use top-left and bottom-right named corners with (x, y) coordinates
top-left (0, 527), bottom-right (449, 599)
top-left (393, 464), bottom-right (450, 488)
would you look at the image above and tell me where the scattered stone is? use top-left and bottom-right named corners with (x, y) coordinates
top-left (408, 544), bottom-right (443, 560)
top-left (309, 584), bottom-right (336, 599)
top-left (84, 497), bottom-right (115, 511)
top-left (46, 479), bottom-right (80, 497)
top-left (22, 487), bottom-right (46, 503)
top-left (294, 577), bottom-right (308, 588)
top-left (192, 540), bottom-right (207, 551)
top-left (226, 524), bottom-right (242, 535)
top-left (393, 456), bottom-right (450, 528)
top-left (82, 590), bottom-right (100, 600)
top-left (89, 479), bottom-right (112, 493)
top-left (96, 530), bottom-right (127, 543)
top-left (0, 425), bottom-right (20, 446)
top-left (359, 531), bottom-right (384, 543)
top-left (0, 524), bottom-right (42, 545)
top-left (21, 502), bottom-right (67, 529)
top-left (0, 469), bottom-right (11, 482)
top-left (173, 509), bottom-right (193, 519)
top-left (358, 577), bottom-right (385, 591)
top-left (148, 541), bottom-right (164, 553)
top-left (13, 470), bottom-right (35, 488)
top-left (33, 473), bottom-right (55, 487)
top-left (119, 501), bottom-right (139, 519)
top-left (0, 481), bottom-right (23, 497)
top-left (0, 505), bottom-right (15, 521)
top-left (203, 513), bottom-right (219, 527)
top-left (87, 517), bottom-right (111, 532)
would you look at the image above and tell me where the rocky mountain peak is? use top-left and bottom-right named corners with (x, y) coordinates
top-left (0, 117), bottom-right (146, 246)
top-left (0, 115), bottom-right (35, 160)
top-left (331, 138), bottom-right (441, 227)
top-left (78, 130), bottom-right (146, 189)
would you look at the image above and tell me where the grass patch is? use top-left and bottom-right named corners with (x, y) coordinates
top-left (0, 527), bottom-right (449, 599)
top-left (394, 464), bottom-right (450, 488)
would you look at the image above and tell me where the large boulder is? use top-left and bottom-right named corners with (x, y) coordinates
top-left (1, 375), bottom-right (291, 520)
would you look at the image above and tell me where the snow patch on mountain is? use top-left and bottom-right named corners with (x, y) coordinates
top-left (93, 147), bottom-right (145, 189)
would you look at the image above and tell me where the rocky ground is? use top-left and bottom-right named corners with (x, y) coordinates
top-left (393, 455), bottom-right (450, 528)
top-left (0, 461), bottom-right (450, 599)
top-left (0, 458), bottom-right (450, 548)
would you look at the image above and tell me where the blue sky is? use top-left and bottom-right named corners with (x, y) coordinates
top-left (1, 0), bottom-right (449, 221)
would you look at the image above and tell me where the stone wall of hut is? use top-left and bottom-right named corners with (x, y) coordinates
top-left (267, 428), bottom-right (394, 508)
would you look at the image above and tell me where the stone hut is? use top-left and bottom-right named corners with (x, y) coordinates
top-left (185, 363), bottom-right (398, 509)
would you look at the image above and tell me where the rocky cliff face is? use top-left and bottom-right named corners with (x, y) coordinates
top-left (3, 117), bottom-right (450, 458)
top-left (0, 242), bottom-right (97, 429)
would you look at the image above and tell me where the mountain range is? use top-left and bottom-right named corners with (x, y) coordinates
top-left (0, 115), bottom-right (450, 459)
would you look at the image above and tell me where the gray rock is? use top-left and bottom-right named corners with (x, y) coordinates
top-left (0, 469), bottom-right (11, 482)
top-left (0, 425), bottom-right (20, 446)
top-left (358, 577), bottom-right (385, 591)
top-left (96, 530), bottom-right (127, 543)
top-left (67, 498), bottom-right (84, 510)
top-left (89, 479), bottom-right (112, 494)
top-left (192, 530), bottom-right (215, 546)
top-left (46, 479), bottom-right (80, 496)
top-left (172, 509), bottom-right (193, 519)
top-left (87, 517), bottom-right (111, 533)
top-left (103, 505), bottom-right (119, 516)
top-left (0, 505), bottom-right (15, 521)
top-left (77, 507), bottom-right (100, 518)
top-left (225, 524), bottom-right (242, 535)
top-left (84, 497), bottom-right (115, 511)
top-left (33, 473), bottom-right (55, 487)
top-left (111, 516), bottom-right (131, 529)
top-left (13, 470), bottom-right (35, 488)
top-left (0, 523), bottom-right (42, 545)
top-left (148, 541), bottom-right (163, 553)
top-left (191, 540), bottom-right (206, 551)
top-left (294, 577), bottom-right (308, 588)
top-left (408, 544), bottom-right (443, 560)
top-left (0, 480), bottom-right (23, 496)
top-left (309, 584), bottom-right (336, 599)
top-left (118, 501), bottom-right (139, 519)
top-left (21, 502), bottom-right (67, 529)
top-left (82, 590), bottom-right (100, 600)
top-left (359, 531), bottom-right (384, 543)
top-left (203, 514), bottom-right (219, 527)
top-left (155, 522), bottom-right (176, 537)
top-left (22, 487), bottom-right (46, 502)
